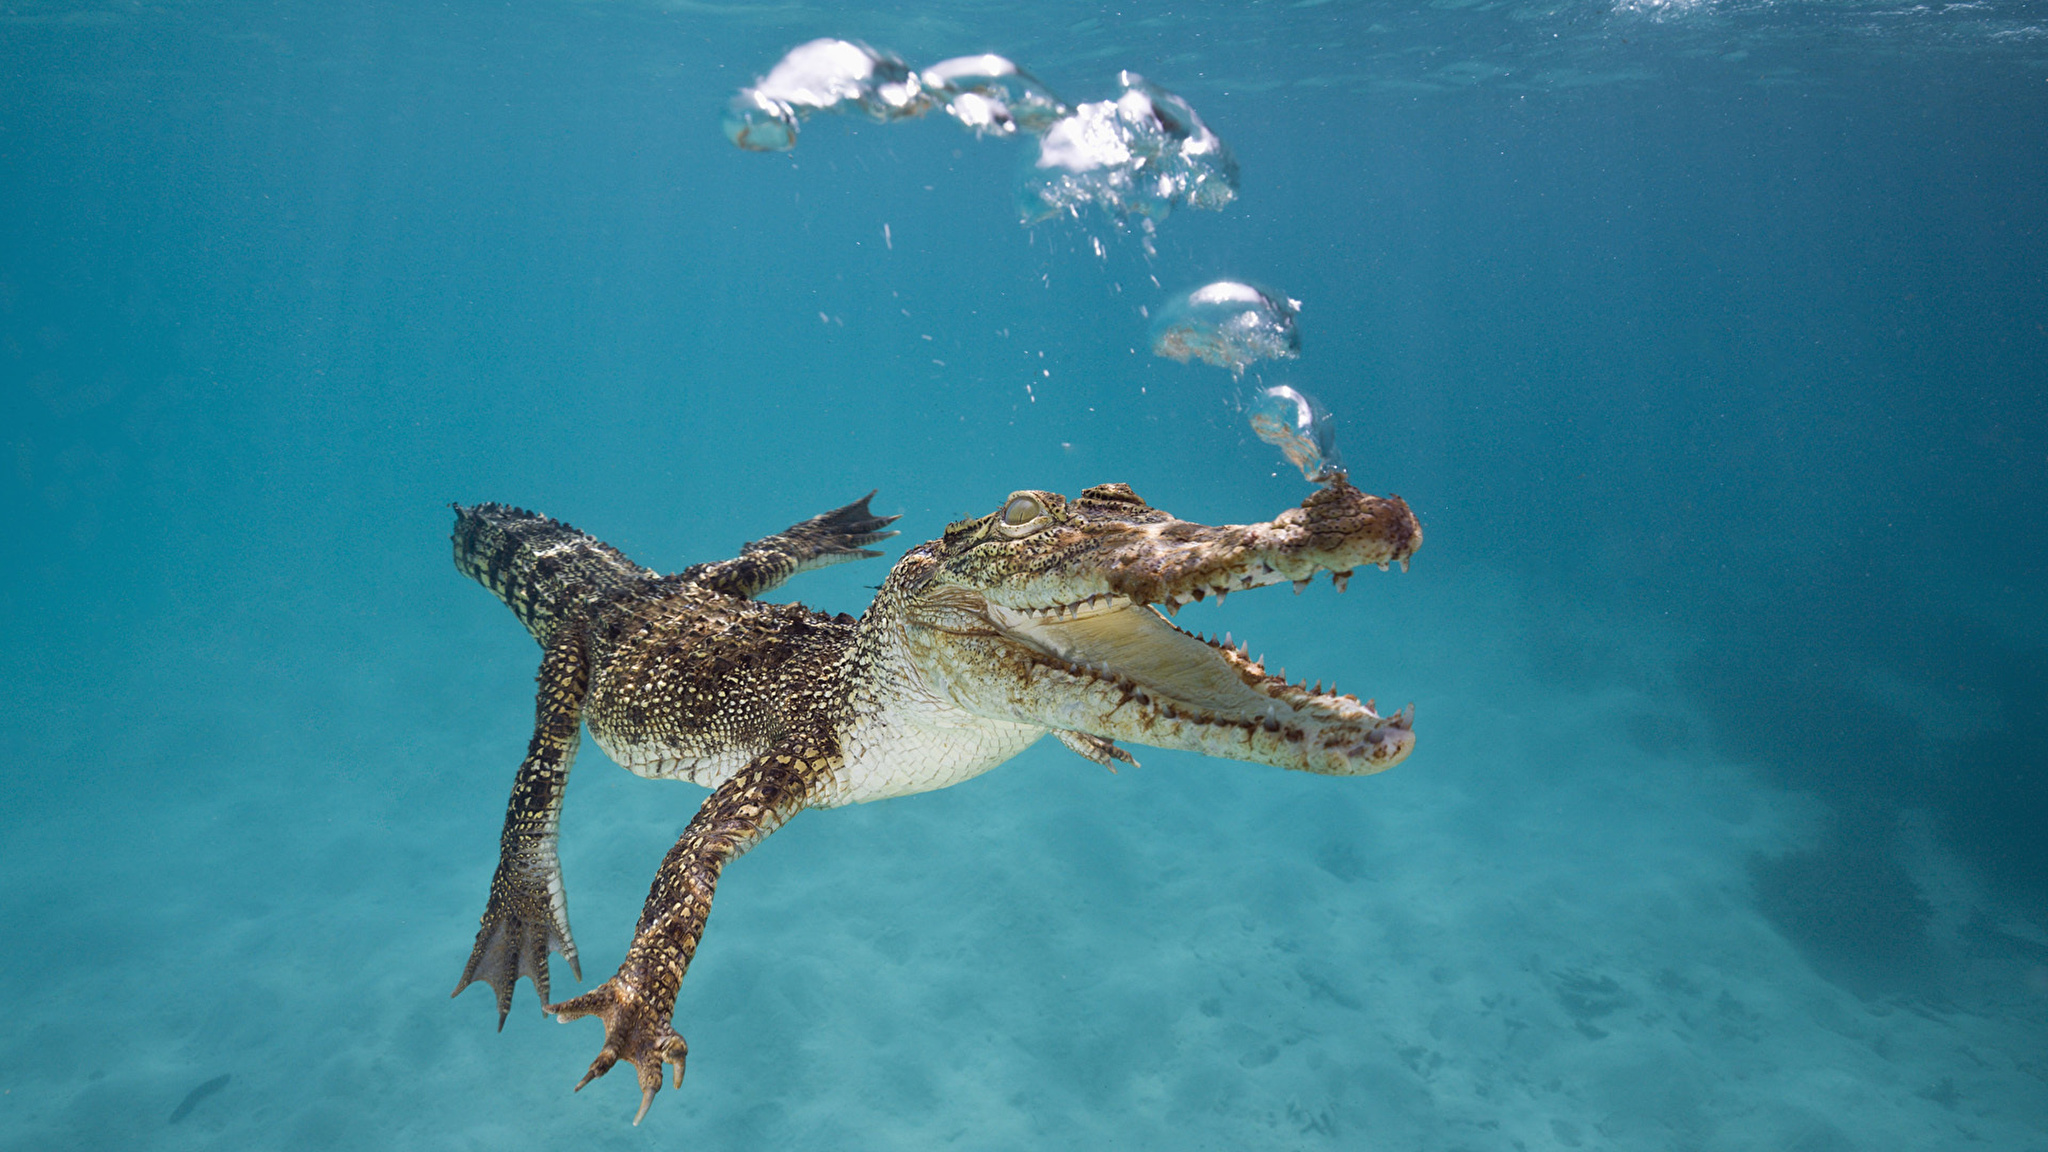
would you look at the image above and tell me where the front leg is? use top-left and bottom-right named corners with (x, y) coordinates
top-left (546, 738), bottom-right (830, 1124)
top-left (453, 624), bottom-right (588, 1026)
top-left (685, 491), bottom-right (899, 599)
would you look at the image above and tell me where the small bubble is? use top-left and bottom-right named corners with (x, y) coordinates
top-left (1149, 281), bottom-right (1301, 377)
top-left (1248, 384), bottom-right (1343, 484)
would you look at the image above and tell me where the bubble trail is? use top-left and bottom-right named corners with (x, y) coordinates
top-left (1249, 384), bottom-right (1344, 484)
top-left (1018, 72), bottom-right (1239, 224)
top-left (1149, 281), bottom-right (1301, 377)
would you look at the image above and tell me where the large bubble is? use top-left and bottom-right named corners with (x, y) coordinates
top-left (921, 55), bottom-right (1068, 138)
top-left (1149, 281), bottom-right (1301, 376)
top-left (1248, 384), bottom-right (1344, 484)
top-left (1018, 72), bottom-right (1239, 224)
top-left (723, 39), bottom-right (929, 152)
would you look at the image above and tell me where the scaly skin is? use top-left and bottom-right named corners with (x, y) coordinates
top-left (449, 479), bottom-right (1420, 1122)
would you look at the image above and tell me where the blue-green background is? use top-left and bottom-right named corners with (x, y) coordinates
top-left (3, 1), bottom-right (2044, 1148)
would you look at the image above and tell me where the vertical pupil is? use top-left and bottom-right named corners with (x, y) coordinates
top-left (1003, 497), bottom-right (1040, 525)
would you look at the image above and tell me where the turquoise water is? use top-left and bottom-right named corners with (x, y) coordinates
top-left (3, 1), bottom-right (2045, 1147)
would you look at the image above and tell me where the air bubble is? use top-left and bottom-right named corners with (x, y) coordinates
top-left (1149, 281), bottom-right (1301, 377)
top-left (921, 55), bottom-right (1068, 138)
top-left (723, 39), bottom-right (929, 152)
top-left (1017, 73), bottom-right (1239, 224)
top-left (1248, 384), bottom-right (1344, 484)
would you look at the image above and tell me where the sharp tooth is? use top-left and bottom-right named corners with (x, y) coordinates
top-left (1190, 587), bottom-right (1206, 602)
top-left (1378, 561), bottom-right (1391, 573)
top-left (1312, 680), bottom-right (1323, 695)
top-left (1214, 589), bottom-right (1227, 605)
top-left (1223, 631), bottom-right (1232, 649)
top-left (1332, 570), bottom-right (1351, 592)
top-left (1164, 600), bottom-right (1180, 617)
top-left (1292, 579), bottom-right (1310, 594)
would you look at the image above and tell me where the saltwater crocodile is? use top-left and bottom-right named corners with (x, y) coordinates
top-left (450, 479), bottom-right (1421, 1122)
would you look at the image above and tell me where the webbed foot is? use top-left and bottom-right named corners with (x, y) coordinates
top-left (452, 872), bottom-right (580, 1029)
top-left (782, 490), bottom-right (902, 565)
top-left (547, 978), bottom-right (689, 1125)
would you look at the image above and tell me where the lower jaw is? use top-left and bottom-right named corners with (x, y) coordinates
top-left (1078, 699), bottom-right (1406, 777)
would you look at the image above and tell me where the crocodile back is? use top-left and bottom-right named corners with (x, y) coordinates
top-left (452, 503), bottom-right (658, 644)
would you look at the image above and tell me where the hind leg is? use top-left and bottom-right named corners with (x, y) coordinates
top-left (453, 624), bottom-right (588, 1026)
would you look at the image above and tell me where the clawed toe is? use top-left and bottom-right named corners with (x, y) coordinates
top-left (548, 980), bottom-right (689, 1124)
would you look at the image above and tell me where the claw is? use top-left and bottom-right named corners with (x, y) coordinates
top-left (573, 1047), bottom-right (617, 1091)
top-left (549, 978), bottom-right (689, 1124)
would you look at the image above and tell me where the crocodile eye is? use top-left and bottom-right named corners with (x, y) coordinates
top-left (1001, 494), bottom-right (1046, 526)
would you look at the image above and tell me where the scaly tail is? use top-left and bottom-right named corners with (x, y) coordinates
top-left (452, 503), bottom-right (658, 644)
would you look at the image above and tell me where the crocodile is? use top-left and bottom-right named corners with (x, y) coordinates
top-left (449, 478), bottom-right (1421, 1123)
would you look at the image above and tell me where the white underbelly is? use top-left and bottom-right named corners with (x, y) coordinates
top-left (589, 729), bottom-right (747, 787)
top-left (587, 712), bottom-right (1044, 806)
top-left (814, 709), bottom-right (1045, 807)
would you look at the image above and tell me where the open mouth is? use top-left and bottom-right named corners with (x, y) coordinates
top-left (982, 590), bottom-right (1414, 772)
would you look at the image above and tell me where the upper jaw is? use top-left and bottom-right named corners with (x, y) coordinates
top-left (985, 477), bottom-right (1422, 615)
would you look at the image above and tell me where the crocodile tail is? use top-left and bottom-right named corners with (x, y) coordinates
top-left (452, 503), bottom-right (657, 643)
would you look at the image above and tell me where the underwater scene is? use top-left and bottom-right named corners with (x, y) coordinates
top-left (3, 0), bottom-right (2045, 1148)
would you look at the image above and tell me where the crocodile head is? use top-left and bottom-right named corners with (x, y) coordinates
top-left (881, 479), bottom-right (1421, 775)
